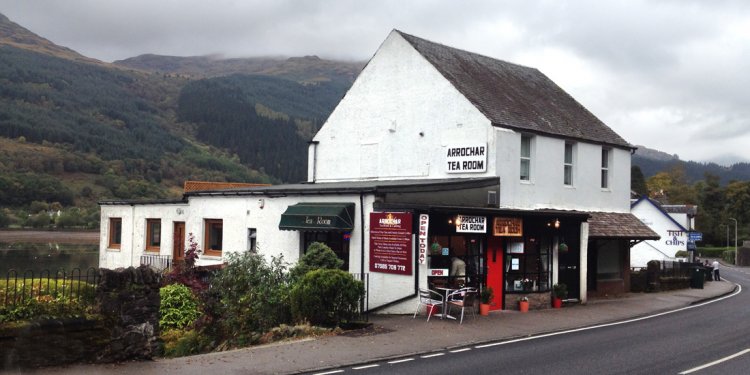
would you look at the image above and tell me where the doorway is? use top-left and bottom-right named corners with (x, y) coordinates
top-left (173, 221), bottom-right (185, 261)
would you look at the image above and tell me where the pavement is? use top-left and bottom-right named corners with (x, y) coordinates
top-left (24, 274), bottom-right (737, 375)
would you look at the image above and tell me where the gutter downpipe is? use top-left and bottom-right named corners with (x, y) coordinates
top-left (360, 193), bottom-right (366, 314)
top-left (309, 140), bottom-right (319, 183)
top-left (130, 203), bottom-right (135, 267)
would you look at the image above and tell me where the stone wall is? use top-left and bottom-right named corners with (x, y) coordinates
top-left (1, 266), bottom-right (161, 370)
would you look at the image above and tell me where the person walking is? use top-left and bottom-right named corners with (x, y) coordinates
top-left (712, 259), bottom-right (721, 281)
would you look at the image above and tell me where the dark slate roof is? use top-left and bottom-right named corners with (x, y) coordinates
top-left (588, 212), bottom-right (660, 240)
top-left (397, 30), bottom-right (632, 149)
top-left (661, 205), bottom-right (698, 215)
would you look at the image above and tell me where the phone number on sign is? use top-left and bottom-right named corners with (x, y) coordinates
top-left (373, 263), bottom-right (406, 271)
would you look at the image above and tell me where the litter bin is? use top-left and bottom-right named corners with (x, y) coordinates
top-left (690, 267), bottom-right (704, 289)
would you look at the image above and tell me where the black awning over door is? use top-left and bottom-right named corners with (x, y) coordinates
top-left (278, 202), bottom-right (355, 231)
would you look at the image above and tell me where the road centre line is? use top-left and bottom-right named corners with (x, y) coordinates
top-left (450, 348), bottom-right (471, 353)
top-left (352, 364), bottom-right (379, 370)
top-left (421, 353), bottom-right (445, 358)
top-left (679, 348), bottom-right (750, 374)
top-left (313, 370), bottom-right (344, 375)
top-left (387, 358), bottom-right (415, 364)
top-left (476, 283), bottom-right (741, 349)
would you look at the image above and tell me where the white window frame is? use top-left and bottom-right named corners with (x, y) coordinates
top-left (564, 142), bottom-right (575, 186)
top-left (601, 148), bottom-right (611, 189)
top-left (520, 135), bottom-right (533, 182)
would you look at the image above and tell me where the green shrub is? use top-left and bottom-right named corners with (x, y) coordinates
top-left (0, 279), bottom-right (97, 323)
top-left (207, 252), bottom-right (290, 342)
top-left (160, 284), bottom-right (200, 330)
top-left (289, 242), bottom-right (343, 281)
top-left (290, 269), bottom-right (364, 327)
top-left (161, 329), bottom-right (213, 358)
top-left (674, 250), bottom-right (688, 258)
top-left (699, 247), bottom-right (729, 258)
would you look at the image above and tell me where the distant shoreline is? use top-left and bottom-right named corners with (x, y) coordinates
top-left (0, 230), bottom-right (99, 244)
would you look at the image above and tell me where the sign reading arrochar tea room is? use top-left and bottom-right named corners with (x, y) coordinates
top-left (370, 212), bottom-right (413, 275)
top-left (456, 215), bottom-right (487, 233)
top-left (445, 144), bottom-right (487, 173)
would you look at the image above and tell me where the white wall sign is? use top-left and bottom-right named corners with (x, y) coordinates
top-left (445, 144), bottom-right (487, 173)
top-left (418, 214), bottom-right (429, 264)
top-left (456, 215), bottom-right (486, 233)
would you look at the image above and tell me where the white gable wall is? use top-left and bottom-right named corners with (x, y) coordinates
top-left (631, 201), bottom-right (685, 267)
top-left (310, 31), bottom-right (493, 182)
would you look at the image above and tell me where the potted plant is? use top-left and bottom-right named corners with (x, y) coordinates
top-left (518, 296), bottom-right (529, 312)
top-left (479, 287), bottom-right (494, 316)
top-left (552, 283), bottom-right (568, 308)
top-left (558, 242), bottom-right (569, 253)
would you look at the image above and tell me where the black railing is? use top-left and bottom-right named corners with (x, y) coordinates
top-left (1, 267), bottom-right (98, 308)
top-left (350, 272), bottom-right (369, 322)
top-left (140, 254), bottom-right (173, 272)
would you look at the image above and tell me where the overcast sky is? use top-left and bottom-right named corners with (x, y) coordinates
top-left (2, 0), bottom-right (749, 164)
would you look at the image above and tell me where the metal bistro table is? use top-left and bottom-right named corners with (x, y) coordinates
top-left (434, 286), bottom-right (457, 320)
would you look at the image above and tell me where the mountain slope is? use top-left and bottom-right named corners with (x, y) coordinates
top-left (0, 13), bottom-right (99, 64)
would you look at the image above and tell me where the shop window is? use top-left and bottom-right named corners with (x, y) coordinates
top-left (427, 234), bottom-right (484, 290)
top-left (505, 237), bottom-right (551, 293)
top-left (204, 219), bottom-right (223, 256)
top-left (145, 219), bottom-right (161, 252)
top-left (520, 135), bottom-right (532, 181)
top-left (564, 142), bottom-right (575, 186)
top-left (601, 148), bottom-right (611, 189)
top-left (597, 241), bottom-right (622, 280)
top-left (108, 218), bottom-right (122, 250)
top-left (302, 231), bottom-right (349, 271)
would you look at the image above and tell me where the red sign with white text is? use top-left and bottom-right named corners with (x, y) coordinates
top-left (369, 212), bottom-right (413, 275)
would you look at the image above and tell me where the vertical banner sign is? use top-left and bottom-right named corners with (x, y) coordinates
top-left (418, 214), bottom-right (429, 265)
top-left (370, 212), bottom-right (413, 275)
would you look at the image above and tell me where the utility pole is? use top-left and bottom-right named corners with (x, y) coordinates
top-left (729, 218), bottom-right (738, 265)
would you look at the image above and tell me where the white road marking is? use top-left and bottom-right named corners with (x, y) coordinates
top-left (476, 283), bottom-right (741, 349)
top-left (313, 371), bottom-right (344, 375)
top-left (388, 358), bottom-right (415, 364)
top-left (450, 348), bottom-right (471, 353)
top-left (421, 353), bottom-right (445, 358)
top-left (352, 364), bottom-right (379, 370)
top-left (679, 348), bottom-right (750, 374)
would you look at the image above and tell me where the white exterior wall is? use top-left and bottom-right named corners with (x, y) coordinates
top-left (99, 194), bottom-right (424, 314)
top-left (495, 131), bottom-right (631, 212)
top-left (100, 203), bottom-right (188, 269)
top-left (631, 201), bottom-right (685, 267)
top-left (310, 31), bottom-right (493, 182)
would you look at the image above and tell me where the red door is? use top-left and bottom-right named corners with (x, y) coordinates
top-left (486, 236), bottom-right (504, 310)
top-left (173, 222), bottom-right (185, 261)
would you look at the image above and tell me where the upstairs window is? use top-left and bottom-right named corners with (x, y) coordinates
top-left (601, 148), bottom-right (611, 189)
top-left (520, 135), bottom-right (532, 181)
top-left (564, 142), bottom-right (574, 186)
top-left (204, 219), bottom-right (223, 256)
top-left (108, 218), bottom-right (122, 249)
top-left (146, 219), bottom-right (161, 252)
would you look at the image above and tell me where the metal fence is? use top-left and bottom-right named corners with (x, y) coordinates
top-left (350, 272), bottom-right (369, 322)
top-left (657, 260), bottom-right (695, 278)
top-left (1, 267), bottom-right (99, 307)
top-left (140, 254), bottom-right (173, 272)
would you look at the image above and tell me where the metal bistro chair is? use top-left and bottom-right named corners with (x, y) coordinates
top-left (414, 288), bottom-right (444, 322)
top-left (447, 287), bottom-right (477, 324)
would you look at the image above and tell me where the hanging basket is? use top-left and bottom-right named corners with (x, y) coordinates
top-left (558, 243), bottom-right (569, 253)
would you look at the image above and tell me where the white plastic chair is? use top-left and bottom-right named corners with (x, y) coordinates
top-left (413, 288), bottom-right (444, 322)
top-left (447, 287), bottom-right (477, 324)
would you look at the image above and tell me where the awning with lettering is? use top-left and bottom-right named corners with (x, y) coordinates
top-left (278, 203), bottom-right (355, 231)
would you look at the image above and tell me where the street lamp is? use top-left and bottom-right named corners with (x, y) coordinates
top-left (729, 218), bottom-right (738, 265)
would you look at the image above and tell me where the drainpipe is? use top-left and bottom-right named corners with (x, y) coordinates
top-left (308, 141), bottom-right (319, 183)
top-left (130, 203), bottom-right (135, 267)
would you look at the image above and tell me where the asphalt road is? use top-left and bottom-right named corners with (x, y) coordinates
top-left (314, 267), bottom-right (750, 375)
